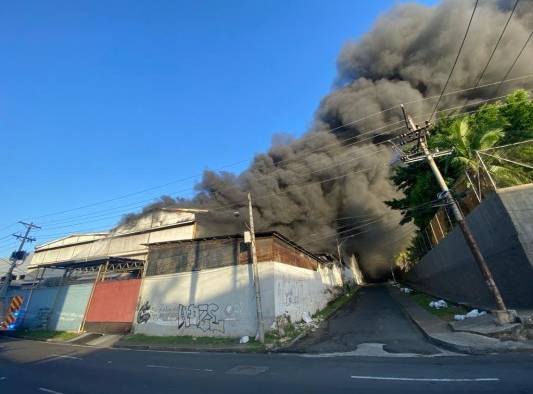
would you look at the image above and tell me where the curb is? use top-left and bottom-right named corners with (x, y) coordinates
top-left (0, 332), bottom-right (79, 344)
top-left (113, 342), bottom-right (265, 353)
top-left (389, 285), bottom-right (533, 355)
top-left (388, 288), bottom-right (475, 355)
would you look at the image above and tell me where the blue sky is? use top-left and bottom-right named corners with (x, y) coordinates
top-left (0, 0), bottom-right (437, 255)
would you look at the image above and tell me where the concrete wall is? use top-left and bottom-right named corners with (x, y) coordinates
top-left (274, 263), bottom-right (343, 322)
top-left (48, 283), bottom-right (93, 332)
top-left (500, 185), bottom-right (533, 267)
top-left (7, 287), bottom-right (58, 330)
top-left (406, 185), bottom-right (533, 309)
top-left (7, 282), bottom-right (94, 332)
top-left (133, 261), bottom-right (346, 337)
top-left (133, 263), bottom-right (264, 337)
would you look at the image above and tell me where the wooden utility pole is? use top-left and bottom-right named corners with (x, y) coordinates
top-left (0, 221), bottom-right (40, 324)
top-left (248, 193), bottom-right (265, 343)
top-left (398, 106), bottom-right (512, 323)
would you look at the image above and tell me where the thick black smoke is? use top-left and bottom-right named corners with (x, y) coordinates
top-left (119, 0), bottom-right (533, 279)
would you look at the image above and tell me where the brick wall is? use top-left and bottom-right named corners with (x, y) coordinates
top-left (146, 234), bottom-right (318, 276)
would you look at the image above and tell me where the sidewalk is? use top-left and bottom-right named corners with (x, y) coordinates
top-left (388, 285), bottom-right (533, 355)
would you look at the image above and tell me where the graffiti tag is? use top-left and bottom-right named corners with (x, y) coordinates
top-left (137, 301), bottom-right (151, 324)
top-left (136, 302), bottom-right (225, 333)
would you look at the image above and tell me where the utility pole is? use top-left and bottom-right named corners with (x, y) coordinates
top-left (398, 106), bottom-right (512, 324)
top-left (0, 221), bottom-right (40, 323)
top-left (247, 193), bottom-right (265, 343)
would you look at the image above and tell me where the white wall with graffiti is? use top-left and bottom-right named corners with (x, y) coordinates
top-left (133, 261), bottom-right (349, 338)
top-left (274, 262), bottom-right (344, 323)
top-left (133, 263), bottom-right (276, 337)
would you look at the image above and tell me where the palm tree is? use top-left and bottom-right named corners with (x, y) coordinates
top-left (431, 118), bottom-right (528, 190)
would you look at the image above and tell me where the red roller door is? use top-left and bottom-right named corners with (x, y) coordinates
top-left (84, 279), bottom-right (141, 334)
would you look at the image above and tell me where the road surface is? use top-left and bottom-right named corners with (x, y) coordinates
top-left (2, 335), bottom-right (533, 392)
top-left (290, 284), bottom-right (439, 354)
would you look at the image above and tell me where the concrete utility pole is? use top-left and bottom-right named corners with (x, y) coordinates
top-left (398, 106), bottom-right (512, 323)
top-left (247, 193), bottom-right (265, 343)
top-left (0, 221), bottom-right (40, 323)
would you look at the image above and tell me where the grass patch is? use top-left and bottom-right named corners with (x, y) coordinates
top-left (266, 287), bottom-right (359, 348)
top-left (410, 292), bottom-right (469, 321)
top-left (314, 288), bottom-right (357, 320)
top-left (124, 334), bottom-right (260, 347)
top-left (12, 330), bottom-right (79, 342)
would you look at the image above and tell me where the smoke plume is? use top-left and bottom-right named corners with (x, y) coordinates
top-left (119, 0), bottom-right (533, 279)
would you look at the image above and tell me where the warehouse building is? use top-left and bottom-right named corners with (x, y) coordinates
top-left (5, 208), bottom-right (357, 336)
top-left (133, 232), bottom-right (347, 337)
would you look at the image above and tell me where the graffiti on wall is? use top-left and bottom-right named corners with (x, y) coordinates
top-left (137, 301), bottom-right (151, 324)
top-left (35, 307), bottom-right (51, 330)
top-left (277, 279), bottom-right (304, 308)
top-left (136, 301), bottom-right (226, 333)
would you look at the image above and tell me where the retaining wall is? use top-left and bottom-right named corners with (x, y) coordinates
top-left (406, 185), bottom-right (533, 309)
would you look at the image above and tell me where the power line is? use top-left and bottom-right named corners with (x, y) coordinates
top-left (474, 0), bottom-right (519, 87)
top-left (301, 199), bottom-right (442, 243)
top-left (12, 70), bottom-right (532, 229)
top-left (28, 92), bottom-right (532, 243)
top-left (494, 30), bottom-right (533, 97)
top-left (429, 0), bottom-right (479, 122)
top-left (1, 72), bottom-right (530, 234)
top-left (6, 83), bottom-right (531, 246)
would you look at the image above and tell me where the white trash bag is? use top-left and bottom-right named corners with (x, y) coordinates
top-left (465, 309), bottom-right (487, 318)
top-left (429, 300), bottom-right (448, 309)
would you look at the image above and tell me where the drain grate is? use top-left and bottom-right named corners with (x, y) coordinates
top-left (225, 365), bottom-right (269, 375)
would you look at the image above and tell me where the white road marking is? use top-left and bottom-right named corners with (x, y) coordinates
top-left (350, 375), bottom-right (500, 382)
top-left (51, 354), bottom-right (83, 361)
top-left (146, 364), bottom-right (211, 372)
top-left (39, 388), bottom-right (64, 394)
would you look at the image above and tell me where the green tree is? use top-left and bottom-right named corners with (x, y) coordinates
top-left (386, 89), bottom-right (533, 229)
top-left (499, 90), bottom-right (533, 144)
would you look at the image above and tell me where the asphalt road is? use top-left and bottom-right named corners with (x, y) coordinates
top-left (2, 337), bottom-right (533, 393)
top-left (290, 285), bottom-right (439, 354)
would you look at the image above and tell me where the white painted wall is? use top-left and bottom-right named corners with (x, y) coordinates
top-left (133, 263), bottom-right (275, 337)
top-left (133, 261), bottom-right (347, 337)
top-left (274, 262), bottom-right (344, 323)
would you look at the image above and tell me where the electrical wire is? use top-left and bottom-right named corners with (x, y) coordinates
top-left (1, 72), bottom-right (530, 237)
top-left (429, 0), bottom-right (479, 122)
top-left (6, 84), bottom-right (532, 249)
top-left (494, 30), bottom-right (533, 97)
top-left (476, 0), bottom-right (519, 87)
top-left (28, 92), bottom-right (531, 244)
top-left (13, 69), bottom-right (533, 229)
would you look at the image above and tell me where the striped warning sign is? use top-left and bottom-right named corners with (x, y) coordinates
top-left (0, 295), bottom-right (24, 329)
